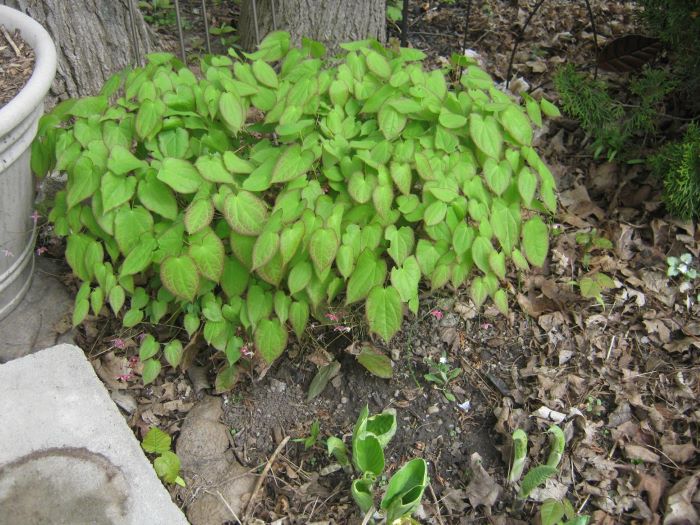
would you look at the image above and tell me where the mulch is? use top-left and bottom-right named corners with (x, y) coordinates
top-left (0, 25), bottom-right (34, 108)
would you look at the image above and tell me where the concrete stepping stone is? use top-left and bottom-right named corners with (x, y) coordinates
top-left (0, 344), bottom-right (189, 525)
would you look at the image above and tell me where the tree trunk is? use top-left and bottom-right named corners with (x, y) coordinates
top-left (3, 0), bottom-right (153, 100)
top-left (239, 0), bottom-right (385, 52)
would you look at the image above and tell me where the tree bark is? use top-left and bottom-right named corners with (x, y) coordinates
top-left (239, 0), bottom-right (385, 52)
top-left (3, 0), bottom-right (153, 100)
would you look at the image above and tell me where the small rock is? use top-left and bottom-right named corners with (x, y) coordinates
top-left (110, 390), bottom-right (137, 414)
top-left (427, 405), bottom-right (440, 415)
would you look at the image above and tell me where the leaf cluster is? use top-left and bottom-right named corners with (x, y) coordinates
top-left (33, 31), bottom-right (556, 387)
top-left (141, 427), bottom-right (185, 486)
top-left (327, 406), bottom-right (428, 523)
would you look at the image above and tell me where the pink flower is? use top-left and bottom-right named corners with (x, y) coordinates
top-left (128, 356), bottom-right (139, 368)
top-left (430, 309), bottom-right (443, 320)
top-left (111, 338), bottom-right (127, 350)
top-left (481, 323), bottom-right (492, 330)
top-left (325, 312), bottom-right (340, 322)
top-left (30, 210), bottom-right (40, 224)
top-left (36, 246), bottom-right (48, 256)
top-left (241, 345), bottom-right (254, 359)
top-left (333, 325), bottom-right (351, 333)
top-left (116, 373), bottom-right (133, 382)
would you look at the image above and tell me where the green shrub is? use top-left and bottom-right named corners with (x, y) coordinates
top-left (651, 123), bottom-right (700, 219)
top-left (637, 0), bottom-right (700, 95)
top-left (32, 32), bottom-right (556, 388)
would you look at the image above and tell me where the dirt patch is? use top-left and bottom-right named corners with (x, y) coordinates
top-left (0, 26), bottom-right (34, 108)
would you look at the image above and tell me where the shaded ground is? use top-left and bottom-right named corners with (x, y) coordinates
top-left (47, 1), bottom-right (700, 523)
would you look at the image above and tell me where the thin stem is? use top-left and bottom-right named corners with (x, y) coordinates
top-left (173, 0), bottom-right (187, 64)
top-left (201, 0), bottom-right (211, 54)
top-left (505, 0), bottom-right (546, 89)
top-left (582, 0), bottom-right (599, 80)
top-left (458, 0), bottom-right (473, 79)
top-left (251, 0), bottom-right (260, 46)
top-left (401, 0), bottom-right (410, 47)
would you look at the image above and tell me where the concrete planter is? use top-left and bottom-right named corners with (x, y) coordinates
top-left (0, 6), bottom-right (56, 320)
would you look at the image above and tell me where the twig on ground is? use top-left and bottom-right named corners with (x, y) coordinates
top-left (213, 490), bottom-right (242, 525)
top-left (1, 26), bottom-right (20, 57)
top-left (429, 482), bottom-right (446, 525)
top-left (243, 435), bottom-right (290, 520)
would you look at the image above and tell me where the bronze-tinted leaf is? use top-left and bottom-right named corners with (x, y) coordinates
top-left (597, 35), bottom-right (663, 73)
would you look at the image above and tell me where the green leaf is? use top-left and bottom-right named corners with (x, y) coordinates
top-left (109, 285), bottom-right (125, 314)
top-left (160, 255), bottom-right (200, 302)
top-left (252, 59), bottom-right (279, 88)
top-left (471, 236), bottom-right (493, 274)
top-left (351, 479), bottom-right (375, 515)
top-left (101, 172), bottom-right (137, 212)
top-left (215, 365), bottom-right (238, 393)
top-left (540, 98), bottom-right (561, 118)
top-left (163, 340), bottom-right (183, 368)
top-left (509, 429), bottom-right (528, 483)
top-left (424, 201), bottom-right (447, 226)
top-left (489, 251), bottom-right (506, 280)
top-left (288, 261), bottom-right (313, 295)
top-left (157, 158), bottom-right (203, 194)
top-left (189, 229), bottom-right (225, 282)
top-left (120, 237), bottom-right (156, 277)
top-left (354, 433), bottom-right (385, 475)
top-left (493, 288), bottom-right (508, 315)
top-left (540, 499), bottom-right (566, 525)
top-left (470, 114), bottom-right (503, 159)
top-left (380, 458), bottom-right (428, 523)
top-left (108, 145), bottom-right (145, 175)
top-left (289, 300), bottom-right (309, 340)
top-left (546, 425), bottom-right (566, 468)
top-left (135, 99), bottom-right (161, 140)
top-left (518, 465), bottom-right (558, 499)
top-left (195, 155), bottom-right (235, 184)
top-left (123, 308), bottom-right (144, 328)
top-left (271, 145), bottom-right (314, 184)
top-left (139, 334), bottom-right (160, 361)
top-left (522, 216), bottom-right (549, 267)
top-left (114, 206), bottom-right (154, 255)
top-left (254, 318), bottom-right (288, 364)
top-left (141, 358), bottom-right (162, 385)
top-left (484, 159), bottom-right (512, 196)
top-left (307, 361), bottom-right (341, 401)
top-left (366, 50), bottom-right (392, 79)
top-left (158, 128), bottom-right (189, 158)
top-left (185, 198), bottom-right (214, 234)
top-left (219, 92), bottom-right (245, 133)
top-left (390, 256), bottom-right (420, 305)
top-left (346, 250), bottom-right (381, 305)
top-left (153, 450), bottom-right (181, 484)
top-left (67, 156), bottom-right (99, 209)
top-left (326, 436), bottom-right (350, 467)
top-left (356, 346), bottom-right (394, 379)
top-left (517, 168), bottom-right (537, 207)
top-left (378, 105), bottom-right (407, 140)
top-left (137, 177), bottom-right (178, 220)
top-left (390, 162), bottom-right (412, 195)
top-left (470, 277), bottom-right (488, 308)
top-left (223, 191), bottom-right (269, 236)
top-left (366, 286), bottom-right (403, 342)
top-left (141, 427), bottom-right (171, 454)
top-left (386, 226), bottom-right (415, 265)
top-left (439, 109), bottom-right (467, 129)
top-left (309, 228), bottom-right (339, 275)
top-left (252, 230), bottom-right (280, 270)
top-left (501, 105), bottom-right (532, 146)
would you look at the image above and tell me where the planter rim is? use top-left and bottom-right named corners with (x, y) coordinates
top-left (0, 5), bottom-right (57, 137)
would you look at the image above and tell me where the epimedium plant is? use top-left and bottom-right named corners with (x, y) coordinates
top-left (32, 31), bottom-right (557, 389)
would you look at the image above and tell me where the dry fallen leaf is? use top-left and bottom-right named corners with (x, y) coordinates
top-left (664, 473), bottom-right (700, 525)
top-left (464, 452), bottom-right (502, 510)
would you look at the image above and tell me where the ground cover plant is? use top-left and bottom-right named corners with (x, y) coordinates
top-left (32, 30), bottom-right (557, 390)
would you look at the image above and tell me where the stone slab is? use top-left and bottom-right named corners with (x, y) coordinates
top-left (0, 344), bottom-right (189, 525)
top-left (0, 257), bottom-right (74, 363)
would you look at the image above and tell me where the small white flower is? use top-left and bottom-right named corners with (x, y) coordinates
top-left (439, 356), bottom-right (448, 364)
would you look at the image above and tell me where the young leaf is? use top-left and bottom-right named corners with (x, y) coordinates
top-left (366, 286), bottom-right (403, 342)
top-left (157, 158), bottom-right (203, 194)
top-left (356, 346), bottom-right (394, 379)
top-left (223, 191), bottom-right (269, 236)
top-left (254, 318), bottom-right (288, 364)
top-left (508, 429), bottom-right (528, 483)
top-left (501, 105), bottom-right (533, 146)
top-left (540, 499), bottom-right (566, 525)
top-left (142, 427), bottom-right (171, 454)
top-left (522, 216), bottom-right (549, 267)
top-left (160, 255), bottom-right (200, 302)
top-left (289, 300), bottom-right (309, 340)
top-left (163, 340), bottom-right (184, 368)
top-left (518, 465), bottom-right (558, 499)
top-left (309, 228), bottom-right (339, 275)
top-left (141, 358), bottom-right (162, 385)
top-left (153, 450), bottom-right (182, 484)
top-left (546, 425), bottom-right (566, 468)
top-left (353, 433), bottom-right (385, 475)
top-left (380, 458), bottom-right (428, 524)
top-left (470, 114), bottom-right (503, 159)
top-left (307, 361), bottom-right (341, 401)
top-left (326, 436), bottom-right (350, 467)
